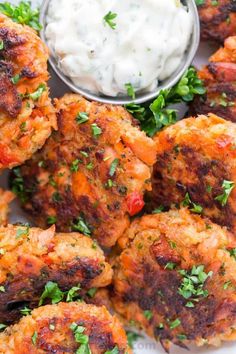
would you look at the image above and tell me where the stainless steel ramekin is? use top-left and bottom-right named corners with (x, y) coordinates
top-left (40, 0), bottom-right (200, 105)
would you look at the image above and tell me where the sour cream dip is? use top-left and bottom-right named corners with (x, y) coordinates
top-left (45, 0), bottom-right (193, 97)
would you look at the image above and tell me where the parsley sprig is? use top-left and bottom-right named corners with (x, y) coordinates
top-left (215, 180), bottom-right (235, 207)
top-left (103, 11), bottom-right (117, 30)
top-left (126, 67), bottom-right (206, 137)
top-left (178, 265), bottom-right (213, 308)
top-left (0, 1), bottom-right (42, 32)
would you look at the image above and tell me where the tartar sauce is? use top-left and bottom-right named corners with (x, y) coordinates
top-left (46, 0), bottom-right (193, 97)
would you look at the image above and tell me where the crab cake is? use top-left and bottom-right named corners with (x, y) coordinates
top-left (190, 36), bottom-right (236, 122)
top-left (0, 14), bottom-right (56, 171)
top-left (112, 208), bottom-right (236, 351)
top-left (15, 94), bottom-right (157, 248)
top-left (197, 0), bottom-right (236, 43)
top-left (0, 189), bottom-right (14, 225)
top-left (152, 114), bottom-right (236, 234)
top-left (0, 302), bottom-right (131, 354)
top-left (0, 224), bottom-right (112, 324)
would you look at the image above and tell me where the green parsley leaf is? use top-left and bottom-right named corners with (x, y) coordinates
top-left (126, 331), bottom-right (142, 348)
top-left (125, 83), bottom-right (136, 100)
top-left (72, 217), bottom-right (91, 236)
top-left (109, 158), bottom-right (119, 177)
top-left (11, 167), bottom-right (28, 203)
top-left (86, 288), bottom-right (97, 298)
top-left (104, 347), bottom-right (119, 354)
top-left (143, 310), bottom-right (153, 320)
top-left (11, 74), bottom-right (21, 84)
top-left (181, 192), bottom-right (203, 214)
top-left (0, 1), bottom-right (42, 32)
top-left (215, 180), bottom-right (235, 206)
top-left (39, 281), bottom-right (64, 306)
top-left (164, 262), bottom-right (176, 270)
top-left (31, 331), bottom-right (37, 345)
top-left (70, 323), bottom-right (91, 354)
top-left (47, 216), bottom-right (57, 225)
top-left (0, 40), bottom-right (4, 50)
top-left (169, 318), bottom-right (181, 329)
top-left (76, 112), bottom-right (89, 124)
top-left (91, 123), bottom-right (102, 137)
top-left (70, 159), bottom-right (81, 172)
top-left (16, 225), bottom-right (29, 239)
top-left (0, 324), bottom-right (6, 331)
top-left (66, 285), bottom-right (81, 302)
top-left (152, 205), bottom-right (164, 214)
top-left (103, 11), bottom-right (117, 30)
top-left (20, 306), bottom-right (31, 316)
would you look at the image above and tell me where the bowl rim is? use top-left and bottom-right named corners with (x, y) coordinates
top-left (40, 0), bottom-right (200, 105)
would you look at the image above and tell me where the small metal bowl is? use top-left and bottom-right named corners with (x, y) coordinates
top-left (40, 0), bottom-right (200, 105)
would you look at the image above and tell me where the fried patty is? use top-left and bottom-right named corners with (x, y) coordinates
top-left (190, 36), bottom-right (236, 122)
top-left (151, 114), bottom-right (236, 234)
top-left (0, 224), bottom-right (112, 324)
top-left (15, 93), bottom-right (157, 248)
top-left (112, 208), bottom-right (236, 351)
top-left (0, 302), bottom-right (131, 353)
top-left (0, 14), bottom-right (56, 170)
top-left (197, 0), bottom-right (236, 43)
top-left (0, 189), bottom-right (14, 225)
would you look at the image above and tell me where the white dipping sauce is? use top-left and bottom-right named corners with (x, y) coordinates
top-left (46, 0), bottom-right (193, 97)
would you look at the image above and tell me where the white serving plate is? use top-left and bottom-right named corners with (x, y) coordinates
top-left (3, 1), bottom-right (235, 353)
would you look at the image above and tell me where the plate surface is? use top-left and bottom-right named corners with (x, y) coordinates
top-left (3, 1), bottom-right (236, 353)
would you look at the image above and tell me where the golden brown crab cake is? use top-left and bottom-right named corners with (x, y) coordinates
top-left (197, 0), bottom-right (236, 43)
top-left (0, 189), bottom-right (14, 225)
top-left (0, 302), bottom-right (131, 354)
top-left (0, 224), bottom-right (112, 325)
top-left (15, 93), bottom-right (157, 248)
top-left (0, 14), bottom-right (56, 171)
top-left (190, 36), bottom-right (236, 122)
top-left (112, 208), bottom-right (236, 351)
top-left (152, 114), bottom-right (236, 234)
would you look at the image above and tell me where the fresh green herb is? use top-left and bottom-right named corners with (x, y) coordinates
top-left (152, 205), bottom-right (164, 214)
top-left (177, 334), bottom-right (187, 341)
top-left (215, 180), bottom-right (235, 206)
top-left (104, 347), bottom-right (119, 354)
top-left (86, 162), bottom-right (94, 170)
top-left (76, 112), bottom-right (89, 124)
top-left (87, 288), bottom-right (97, 298)
top-left (66, 285), bottom-right (81, 302)
top-left (223, 280), bottom-right (232, 290)
top-left (109, 158), bottom-right (119, 177)
top-left (228, 248), bottom-right (236, 260)
top-left (103, 11), bottom-right (117, 30)
top-left (20, 306), bottom-right (31, 316)
top-left (11, 167), bottom-right (28, 203)
top-left (11, 74), bottom-right (21, 85)
top-left (49, 324), bottom-right (55, 331)
top-left (178, 265), bottom-right (213, 307)
top-left (125, 67), bottom-right (205, 137)
top-left (125, 83), bottom-right (136, 100)
top-left (0, 40), bottom-right (4, 50)
top-left (52, 192), bottom-right (62, 203)
top-left (31, 331), bottom-right (37, 345)
top-left (70, 159), bottom-right (81, 172)
top-left (20, 121), bottom-right (27, 132)
top-left (195, 0), bottom-right (205, 5)
top-left (80, 151), bottom-right (89, 157)
top-left (70, 322), bottom-right (91, 354)
top-left (181, 192), bottom-right (203, 214)
top-left (16, 225), bottom-right (29, 239)
top-left (28, 83), bottom-right (46, 100)
top-left (72, 217), bottom-right (91, 236)
top-left (169, 240), bottom-right (177, 249)
top-left (0, 286), bottom-right (5, 292)
top-left (91, 123), bottom-right (102, 137)
top-left (0, 324), bottom-right (6, 331)
top-left (169, 318), bottom-right (181, 330)
top-left (143, 310), bottom-right (153, 320)
top-left (47, 216), bottom-right (57, 225)
top-left (164, 262), bottom-right (176, 270)
top-left (39, 281), bottom-right (64, 306)
top-left (126, 331), bottom-right (142, 349)
top-left (0, 1), bottom-right (42, 32)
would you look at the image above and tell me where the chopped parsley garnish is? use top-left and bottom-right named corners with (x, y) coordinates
top-left (28, 83), bottom-right (46, 101)
top-left (169, 318), bottom-right (181, 330)
top-left (11, 74), bottom-right (21, 85)
top-left (91, 123), bottom-right (102, 137)
top-left (52, 192), bottom-right (62, 203)
top-left (0, 324), bottom-right (6, 331)
top-left (164, 262), bottom-right (176, 270)
top-left (47, 216), bottom-right (57, 225)
top-left (39, 281), bottom-right (64, 306)
top-left (70, 159), bottom-right (81, 172)
top-left (152, 205), bottom-right (164, 214)
top-left (178, 265), bottom-right (213, 307)
top-left (31, 331), bottom-right (37, 345)
top-left (0, 40), bottom-right (4, 50)
top-left (20, 306), bottom-right (31, 316)
top-left (125, 67), bottom-right (205, 137)
top-left (76, 112), bottom-right (89, 124)
top-left (11, 167), bottom-right (28, 203)
top-left (143, 310), bottom-right (153, 320)
top-left (195, 0), bottom-right (205, 5)
top-left (0, 286), bottom-right (5, 292)
top-left (126, 331), bottom-right (142, 348)
top-left (70, 322), bottom-right (91, 354)
top-left (86, 288), bottom-right (97, 298)
top-left (0, 1), bottom-right (42, 32)
top-left (125, 82), bottom-right (136, 100)
top-left (66, 285), bottom-right (81, 302)
top-left (104, 347), bottom-right (119, 354)
top-left (228, 248), bottom-right (236, 260)
top-left (16, 225), bottom-right (29, 239)
top-left (72, 217), bottom-right (91, 236)
top-left (103, 11), bottom-right (117, 30)
top-left (109, 158), bottom-right (119, 177)
top-left (181, 192), bottom-right (203, 214)
top-left (215, 180), bottom-right (235, 206)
